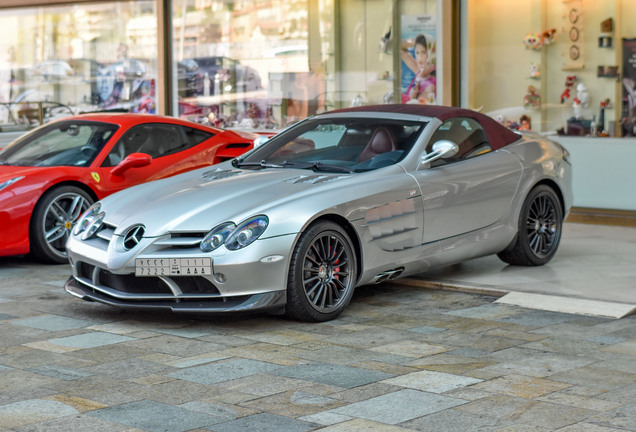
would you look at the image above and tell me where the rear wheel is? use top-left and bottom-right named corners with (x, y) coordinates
top-left (30, 186), bottom-right (93, 264)
top-left (286, 221), bottom-right (357, 322)
top-left (498, 185), bottom-right (563, 266)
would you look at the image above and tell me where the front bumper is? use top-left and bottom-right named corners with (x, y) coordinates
top-left (65, 276), bottom-right (286, 314)
top-left (65, 229), bottom-right (296, 314)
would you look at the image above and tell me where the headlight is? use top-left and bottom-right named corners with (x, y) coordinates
top-left (200, 222), bottom-right (236, 252)
top-left (82, 211), bottom-right (105, 240)
top-left (74, 203), bottom-right (103, 237)
top-left (225, 215), bottom-right (269, 251)
top-left (0, 176), bottom-right (24, 192)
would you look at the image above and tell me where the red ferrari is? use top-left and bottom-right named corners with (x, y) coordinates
top-left (0, 113), bottom-right (259, 263)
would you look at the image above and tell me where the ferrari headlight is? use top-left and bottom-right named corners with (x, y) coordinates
top-left (0, 176), bottom-right (24, 192)
top-left (225, 215), bottom-right (269, 251)
top-left (201, 222), bottom-right (236, 252)
top-left (74, 203), bottom-right (102, 237)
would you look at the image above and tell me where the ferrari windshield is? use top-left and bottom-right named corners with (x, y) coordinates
top-left (0, 120), bottom-right (119, 167)
top-left (237, 117), bottom-right (426, 172)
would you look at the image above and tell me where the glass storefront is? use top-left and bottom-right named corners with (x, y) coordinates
top-left (0, 1), bottom-right (158, 134)
top-left (461, 0), bottom-right (636, 212)
top-left (0, 0), bottom-right (633, 212)
top-left (169, 0), bottom-right (438, 129)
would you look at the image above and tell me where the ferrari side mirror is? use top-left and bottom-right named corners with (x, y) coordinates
top-left (111, 152), bottom-right (152, 176)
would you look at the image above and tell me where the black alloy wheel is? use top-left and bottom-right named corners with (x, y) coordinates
top-left (498, 184), bottom-right (563, 266)
top-left (286, 221), bottom-right (357, 322)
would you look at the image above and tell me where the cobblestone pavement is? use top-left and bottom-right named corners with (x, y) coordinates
top-left (1, 257), bottom-right (635, 431)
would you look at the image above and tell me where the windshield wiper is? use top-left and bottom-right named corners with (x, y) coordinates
top-left (232, 159), bottom-right (285, 169)
top-left (284, 161), bottom-right (353, 173)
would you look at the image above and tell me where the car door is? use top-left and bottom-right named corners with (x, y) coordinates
top-left (96, 122), bottom-right (211, 194)
top-left (412, 117), bottom-right (523, 244)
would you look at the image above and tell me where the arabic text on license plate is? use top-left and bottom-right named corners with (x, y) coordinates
top-left (135, 258), bottom-right (212, 276)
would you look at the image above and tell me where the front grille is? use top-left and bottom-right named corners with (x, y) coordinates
top-left (76, 261), bottom-right (220, 297)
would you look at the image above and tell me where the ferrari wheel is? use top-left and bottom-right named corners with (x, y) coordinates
top-left (30, 186), bottom-right (93, 264)
top-left (286, 221), bottom-right (357, 322)
top-left (498, 185), bottom-right (563, 266)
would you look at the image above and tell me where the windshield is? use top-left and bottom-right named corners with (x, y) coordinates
top-left (237, 117), bottom-right (426, 173)
top-left (0, 120), bottom-right (119, 167)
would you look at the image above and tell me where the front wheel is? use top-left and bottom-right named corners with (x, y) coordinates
top-left (498, 185), bottom-right (563, 266)
top-left (286, 221), bottom-right (357, 322)
top-left (30, 186), bottom-right (93, 264)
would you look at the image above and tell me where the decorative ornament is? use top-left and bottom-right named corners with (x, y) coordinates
top-left (561, 75), bottom-right (576, 104)
top-left (529, 63), bottom-right (540, 79)
top-left (524, 85), bottom-right (541, 110)
top-left (523, 33), bottom-right (543, 51)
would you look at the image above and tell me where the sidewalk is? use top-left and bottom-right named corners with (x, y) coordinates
top-left (403, 223), bottom-right (636, 319)
top-left (0, 255), bottom-right (635, 431)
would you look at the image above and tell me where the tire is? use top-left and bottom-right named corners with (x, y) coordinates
top-left (498, 185), bottom-right (563, 266)
top-left (30, 186), bottom-right (93, 264)
top-left (286, 221), bottom-right (357, 322)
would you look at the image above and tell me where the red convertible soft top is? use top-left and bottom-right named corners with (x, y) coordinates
top-left (328, 104), bottom-right (521, 151)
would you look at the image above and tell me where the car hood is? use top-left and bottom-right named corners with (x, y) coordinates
top-left (0, 165), bottom-right (46, 182)
top-left (100, 163), bottom-right (367, 237)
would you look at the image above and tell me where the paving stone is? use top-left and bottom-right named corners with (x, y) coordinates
top-left (316, 418), bottom-right (413, 431)
top-left (211, 412), bottom-right (318, 432)
top-left (330, 389), bottom-right (466, 424)
top-left (88, 400), bottom-right (224, 431)
top-left (402, 408), bottom-right (510, 431)
top-left (271, 361), bottom-right (393, 389)
top-left (0, 399), bottom-right (79, 428)
top-left (382, 370), bottom-right (483, 394)
top-left (471, 374), bottom-right (571, 399)
top-left (408, 325), bottom-right (448, 335)
top-left (27, 364), bottom-right (93, 381)
top-left (495, 310), bottom-right (580, 327)
top-left (369, 340), bottom-right (450, 357)
top-left (25, 332), bottom-right (135, 353)
top-left (587, 403), bottom-right (636, 430)
top-left (239, 390), bottom-right (345, 417)
top-left (168, 358), bottom-right (282, 385)
top-left (11, 315), bottom-right (95, 331)
top-left (550, 366), bottom-right (636, 390)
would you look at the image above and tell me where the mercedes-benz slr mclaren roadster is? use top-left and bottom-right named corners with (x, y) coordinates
top-left (65, 105), bottom-right (572, 322)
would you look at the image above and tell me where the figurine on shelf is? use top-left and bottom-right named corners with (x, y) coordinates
top-left (572, 97), bottom-right (582, 119)
top-left (576, 83), bottom-right (590, 108)
top-left (519, 115), bottom-right (532, 131)
top-left (523, 33), bottom-right (543, 51)
top-left (542, 28), bottom-right (557, 45)
top-left (529, 63), bottom-right (540, 79)
top-left (560, 75), bottom-right (576, 104)
top-left (598, 98), bottom-right (611, 135)
top-left (524, 85), bottom-right (541, 110)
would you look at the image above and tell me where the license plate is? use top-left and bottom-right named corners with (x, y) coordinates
top-left (135, 258), bottom-right (212, 277)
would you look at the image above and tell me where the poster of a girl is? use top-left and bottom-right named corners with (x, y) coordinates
top-left (401, 34), bottom-right (436, 104)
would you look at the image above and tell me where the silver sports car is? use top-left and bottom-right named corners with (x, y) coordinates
top-left (64, 105), bottom-right (572, 322)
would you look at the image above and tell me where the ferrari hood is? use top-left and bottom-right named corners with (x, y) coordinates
top-left (100, 163), bottom-right (358, 236)
top-left (0, 165), bottom-right (45, 182)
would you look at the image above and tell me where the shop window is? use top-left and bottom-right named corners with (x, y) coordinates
top-left (0, 1), bottom-right (158, 134)
top-left (462, 0), bottom-right (634, 138)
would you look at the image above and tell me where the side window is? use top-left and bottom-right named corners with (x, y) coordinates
top-left (428, 117), bottom-right (492, 165)
top-left (103, 123), bottom-right (199, 167)
top-left (184, 126), bottom-right (214, 147)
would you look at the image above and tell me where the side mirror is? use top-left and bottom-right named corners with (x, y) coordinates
top-left (418, 140), bottom-right (459, 169)
top-left (111, 152), bottom-right (152, 176)
top-left (253, 135), bottom-right (269, 148)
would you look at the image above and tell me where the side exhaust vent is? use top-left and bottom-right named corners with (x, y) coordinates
top-left (372, 267), bottom-right (405, 284)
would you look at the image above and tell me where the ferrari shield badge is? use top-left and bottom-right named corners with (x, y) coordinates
top-left (91, 172), bottom-right (101, 183)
